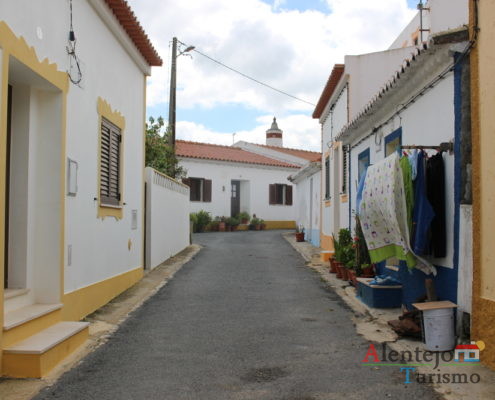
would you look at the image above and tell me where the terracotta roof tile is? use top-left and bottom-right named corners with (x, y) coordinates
top-left (104, 0), bottom-right (162, 66)
top-left (256, 144), bottom-right (321, 162)
top-left (312, 64), bottom-right (345, 119)
top-left (176, 140), bottom-right (300, 168)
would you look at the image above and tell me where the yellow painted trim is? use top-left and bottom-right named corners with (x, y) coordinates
top-left (0, 22), bottom-right (68, 373)
top-left (2, 310), bottom-right (61, 348)
top-left (320, 233), bottom-right (335, 252)
top-left (340, 194), bottom-right (348, 203)
top-left (0, 22), bottom-right (68, 92)
top-left (62, 266), bottom-right (143, 321)
top-left (96, 97), bottom-right (125, 220)
top-left (263, 220), bottom-right (296, 230)
top-left (2, 326), bottom-right (88, 378)
top-left (324, 200), bottom-right (331, 207)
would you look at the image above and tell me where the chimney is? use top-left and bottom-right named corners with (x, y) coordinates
top-left (266, 117), bottom-right (283, 147)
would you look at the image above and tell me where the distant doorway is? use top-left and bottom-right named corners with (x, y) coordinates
top-left (231, 180), bottom-right (240, 217)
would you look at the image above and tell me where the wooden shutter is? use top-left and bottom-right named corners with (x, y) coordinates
top-left (285, 185), bottom-right (293, 205)
top-left (100, 118), bottom-right (121, 206)
top-left (203, 179), bottom-right (212, 202)
top-left (341, 146), bottom-right (348, 194)
top-left (269, 184), bottom-right (276, 205)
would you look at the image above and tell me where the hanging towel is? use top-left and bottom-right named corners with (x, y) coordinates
top-left (400, 156), bottom-right (414, 234)
top-left (426, 152), bottom-right (447, 258)
top-left (359, 152), bottom-right (436, 276)
top-left (359, 153), bottom-right (416, 268)
top-left (411, 150), bottom-right (435, 255)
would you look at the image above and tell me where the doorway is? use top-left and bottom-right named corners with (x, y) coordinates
top-left (231, 180), bottom-right (240, 217)
top-left (308, 177), bottom-right (313, 243)
top-left (4, 85), bottom-right (12, 288)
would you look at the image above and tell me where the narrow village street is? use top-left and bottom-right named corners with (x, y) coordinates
top-left (34, 231), bottom-right (439, 400)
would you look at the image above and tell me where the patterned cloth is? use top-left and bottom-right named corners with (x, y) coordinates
top-left (359, 153), bottom-right (435, 275)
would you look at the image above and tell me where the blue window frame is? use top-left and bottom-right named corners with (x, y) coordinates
top-left (358, 148), bottom-right (370, 181)
top-left (384, 127), bottom-right (402, 157)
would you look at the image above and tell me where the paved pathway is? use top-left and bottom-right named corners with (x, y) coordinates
top-left (35, 231), bottom-right (440, 400)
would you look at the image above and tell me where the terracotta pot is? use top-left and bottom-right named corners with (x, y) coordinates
top-left (335, 262), bottom-right (344, 279)
top-left (255, 224), bottom-right (261, 231)
top-left (295, 232), bottom-right (305, 242)
top-left (362, 265), bottom-right (375, 277)
top-left (241, 218), bottom-right (249, 224)
top-left (329, 259), bottom-right (337, 273)
top-left (340, 267), bottom-right (349, 281)
top-left (348, 270), bottom-right (358, 287)
top-left (219, 222), bottom-right (226, 232)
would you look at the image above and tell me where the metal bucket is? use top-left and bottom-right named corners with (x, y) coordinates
top-left (422, 307), bottom-right (456, 351)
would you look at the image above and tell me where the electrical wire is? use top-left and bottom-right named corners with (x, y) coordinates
top-left (67, 0), bottom-right (82, 85)
top-left (178, 40), bottom-right (316, 107)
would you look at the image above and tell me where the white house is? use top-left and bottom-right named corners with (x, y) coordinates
top-left (177, 118), bottom-right (320, 229)
top-left (313, 0), bottom-right (472, 328)
top-left (0, 0), bottom-right (161, 377)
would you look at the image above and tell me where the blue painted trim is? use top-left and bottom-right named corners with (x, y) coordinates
top-left (357, 148), bottom-right (370, 181)
top-left (384, 127), bottom-right (402, 156)
top-left (452, 53), bottom-right (463, 302)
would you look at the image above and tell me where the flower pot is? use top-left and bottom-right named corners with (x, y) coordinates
top-left (335, 262), bottom-right (344, 279)
top-left (241, 218), bottom-right (249, 224)
top-left (295, 232), bottom-right (305, 242)
top-left (219, 222), bottom-right (226, 232)
top-left (329, 259), bottom-right (337, 273)
top-left (255, 224), bottom-right (261, 231)
top-left (340, 267), bottom-right (349, 281)
top-left (362, 264), bottom-right (375, 277)
top-left (348, 270), bottom-right (358, 287)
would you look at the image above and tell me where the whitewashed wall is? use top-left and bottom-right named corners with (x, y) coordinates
top-left (294, 169), bottom-right (321, 247)
top-left (0, 1), bottom-right (148, 293)
top-left (348, 74), bottom-right (456, 269)
top-left (145, 168), bottom-right (190, 270)
top-left (179, 158), bottom-right (296, 221)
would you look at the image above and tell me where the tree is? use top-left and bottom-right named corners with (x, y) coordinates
top-left (145, 116), bottom-right (186, 179)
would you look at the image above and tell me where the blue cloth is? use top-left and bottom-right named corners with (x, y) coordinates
top-left (355, 167), bottom-right (367, 215)
top-left (411, 151), bottom-right (435, 254)
top-left (408, 149), bottom-right (418, 181)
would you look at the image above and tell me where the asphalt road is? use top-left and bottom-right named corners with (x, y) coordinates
top-left (35, 231), bottom-right (440, 400)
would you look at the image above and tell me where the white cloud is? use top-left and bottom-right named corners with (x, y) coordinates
top-left (128, 0), bottom-right (416, 149)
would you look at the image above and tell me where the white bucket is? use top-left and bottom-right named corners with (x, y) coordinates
top-left (422, 307), bottom-right (456, 351)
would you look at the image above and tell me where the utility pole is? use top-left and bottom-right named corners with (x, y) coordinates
top-left (168, 37), bottom-right (178, 148)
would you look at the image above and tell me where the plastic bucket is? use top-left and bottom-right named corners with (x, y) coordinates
top-left (422, 308), bottom-right (456, 351)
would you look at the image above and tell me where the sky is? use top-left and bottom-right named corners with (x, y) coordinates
top-left (127, 0), bottom-right (419, 151)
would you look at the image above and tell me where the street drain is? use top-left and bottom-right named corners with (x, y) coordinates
top-left (241, 366), bottom-right (289, 383)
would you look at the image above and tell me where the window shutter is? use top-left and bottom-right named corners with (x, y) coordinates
top-left (341, 146), bottom-right (348, 194)
top-left (100, 118), bottom-right (121, 206)
top-left (285, 185), bottom-right (293, 205)
top-left (269, 184), bottom-right (276, 205)
top-left (203, 179), bottom-right (212, 202)
top-left (325, 157), bottom-right (330, 199)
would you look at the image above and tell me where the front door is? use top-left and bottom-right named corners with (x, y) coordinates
top-left (4, 85), bottom-right (12, 288)
top-left (231, 180), bottom-right (240, 217)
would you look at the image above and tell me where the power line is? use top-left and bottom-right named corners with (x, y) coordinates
top-left (178, 40), bottom-right (316, 107)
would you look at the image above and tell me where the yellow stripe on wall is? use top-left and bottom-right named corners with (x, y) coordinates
top-left (62, 267), bottom-right (143, 321)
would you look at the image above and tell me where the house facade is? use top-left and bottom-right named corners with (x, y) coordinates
top-left (313, 0), bottom-right (472, 324)
top-left (470, 0), bottom-right (495, 369)
top-left (177, 119), bottom-right (320, 228)
top-left (0, 0), bottom-right (161, 377)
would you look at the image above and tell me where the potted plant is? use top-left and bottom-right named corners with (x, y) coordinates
top-left (251, 217), bottom-right (261, 230)
top-left (190, 211), bottom-right (212, 233)
top-left (295, 225), bottom-right (305, 242)
top-left (227, 216), bottom-right (240, 231)
top-left (217, 216), bottom-right (226, 232)
top-left (260, 219), bottom-right (266, 230)
top-left (354, 215), bottom-right (374, 279)
top-left (334, 228), bottom-right (353, 280)
top-left (238, 211), bottom-right (250, 225)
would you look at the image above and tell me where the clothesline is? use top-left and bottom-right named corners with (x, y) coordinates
top-left (400, 142), bottom-right (454, 154)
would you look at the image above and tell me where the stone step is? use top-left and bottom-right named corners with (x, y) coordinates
top-left (3, 321), bottom-right (89, 377)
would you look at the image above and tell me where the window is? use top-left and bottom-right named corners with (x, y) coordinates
top-left (358, 148), bottom-right (370, 181)
top-left (269, 184), bottom-right (292, 205)
top-left (182, 177), bottom-right (212, 202)
top-left (325, 156), bottom-right (330, 199)
top-left (100, 117), bottom-right (122, 207)
top-left (341, 146), bottom-right (348, 194)
top-left (385, 127), bottom-right (402, 157)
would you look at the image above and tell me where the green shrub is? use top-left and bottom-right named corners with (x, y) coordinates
top-left (190, 210), bottom-right (212, 233)
top-left (226, 216), bottom-right (240, 226)
top-left (237, 211), bottom-right (250, 223)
